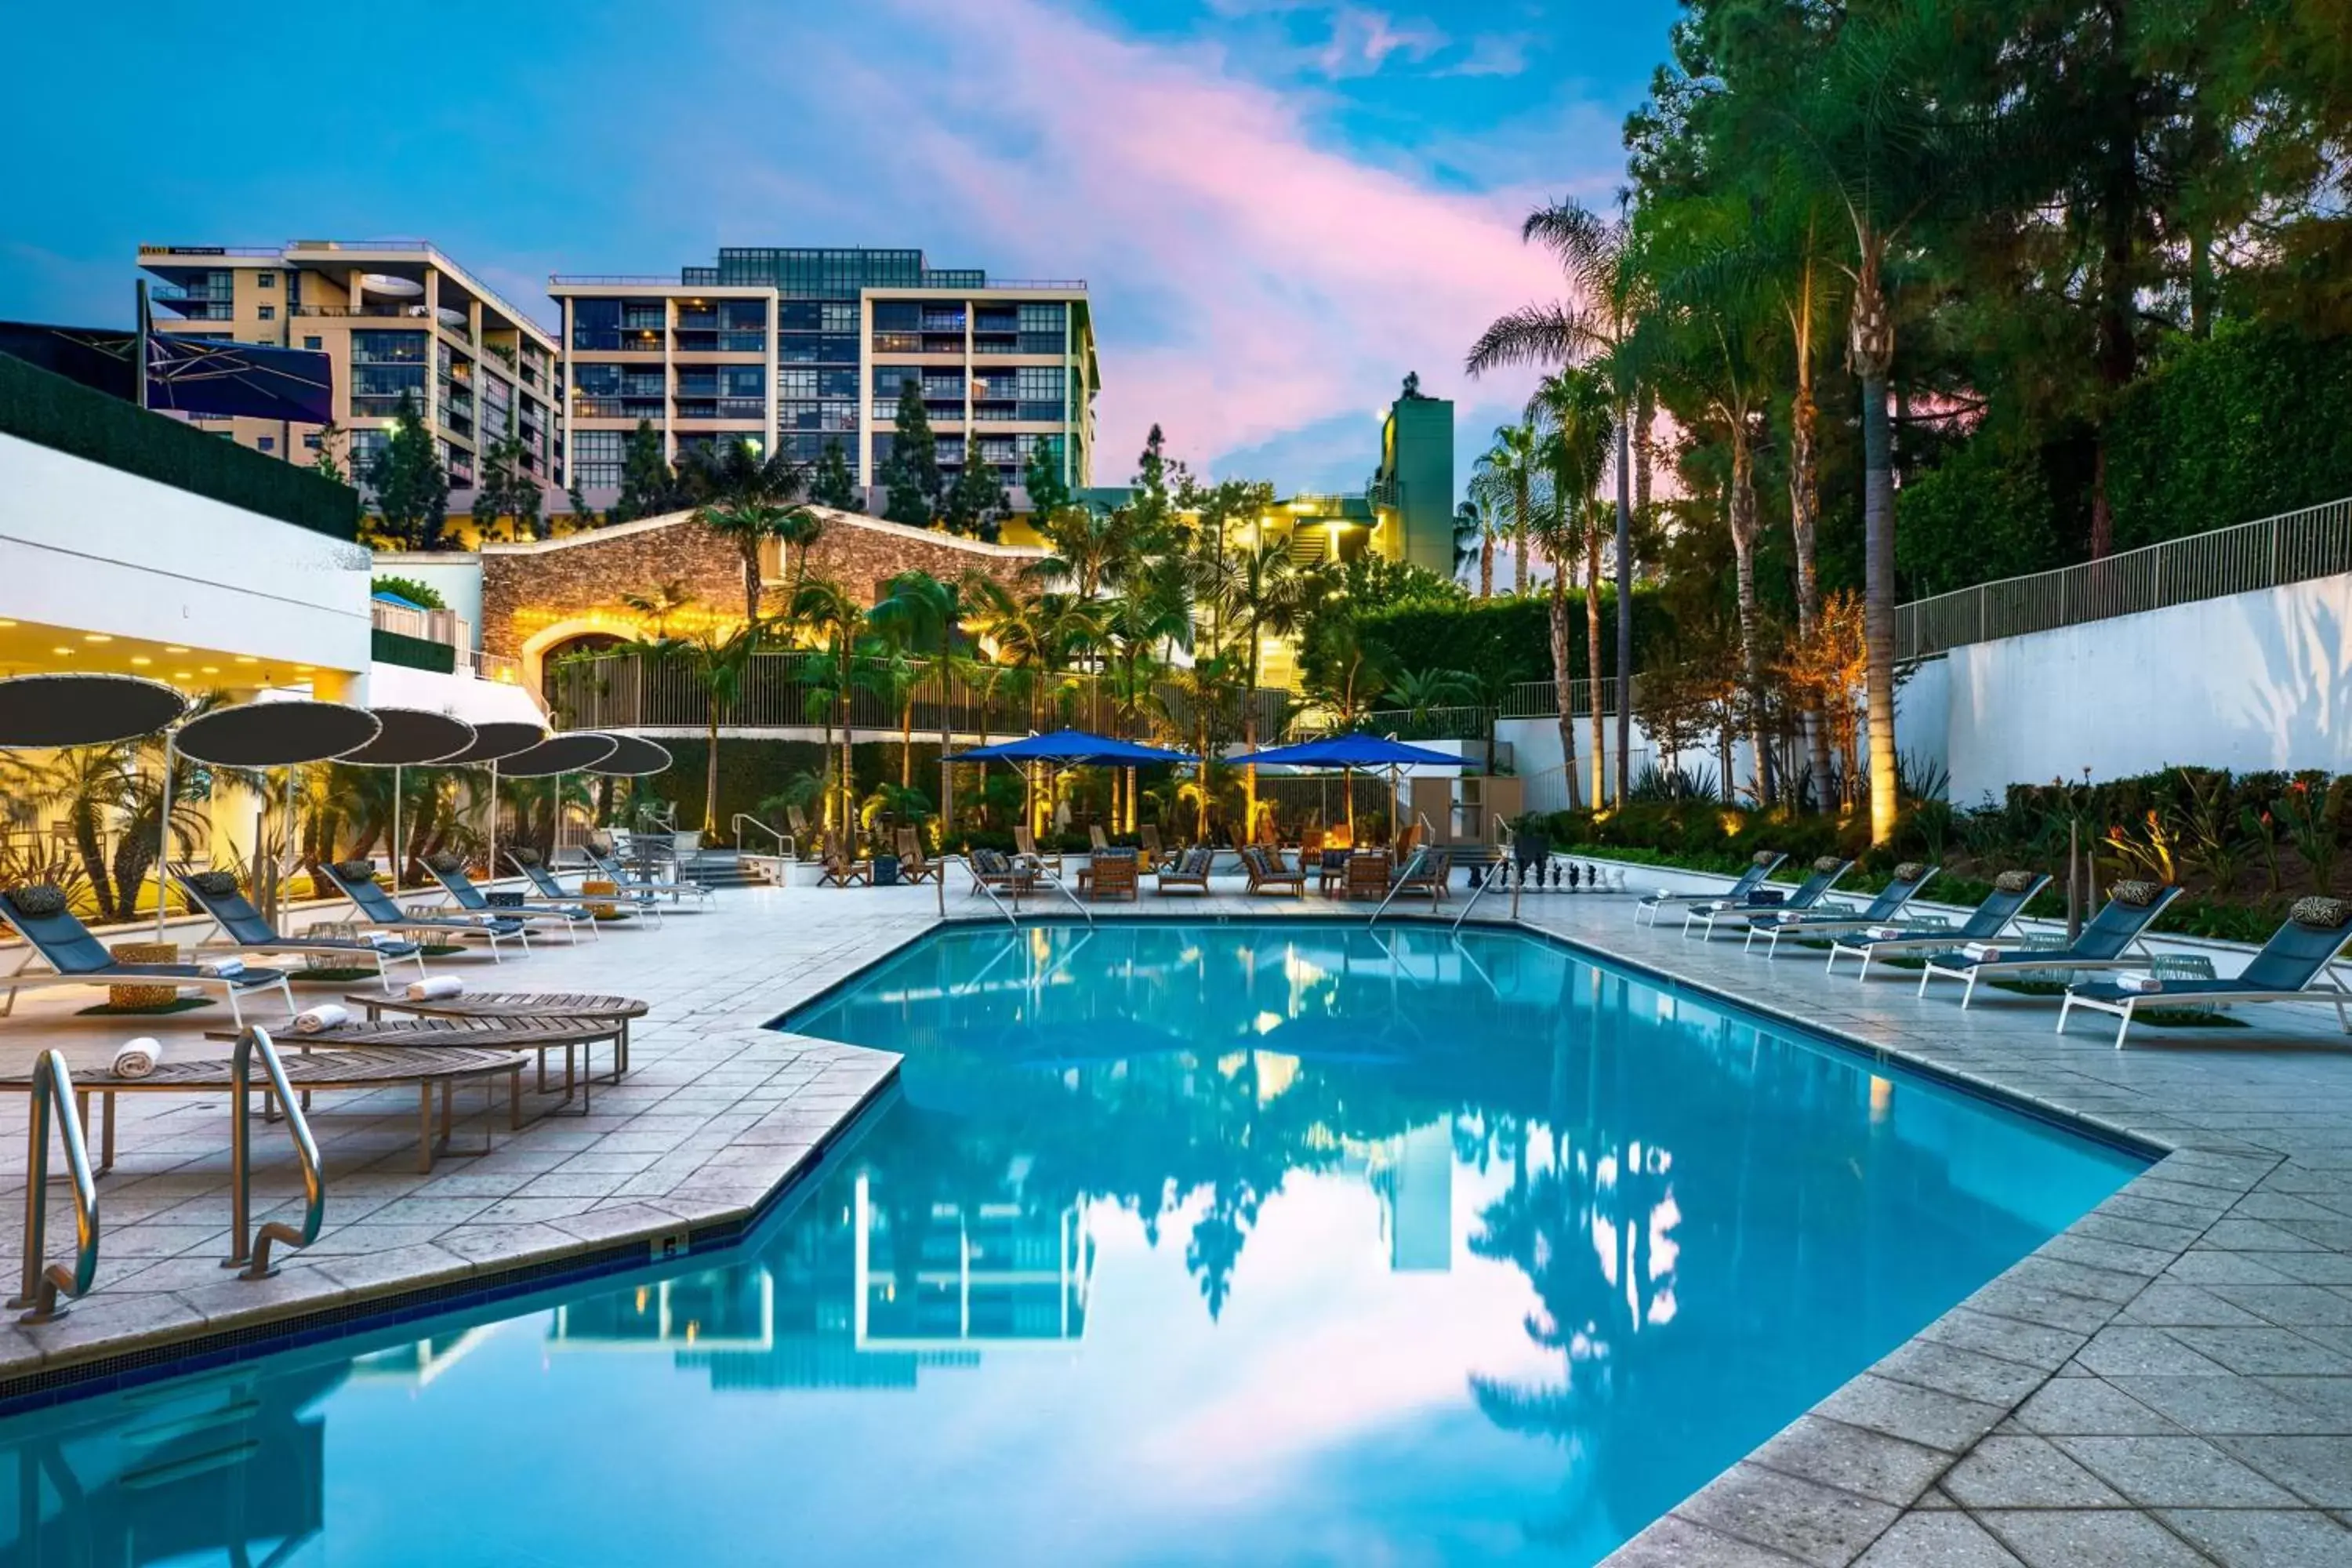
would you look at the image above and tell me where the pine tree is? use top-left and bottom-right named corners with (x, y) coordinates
top-left (811, 438), bottom-right (858, 510)
top-left (310, 420), bottom-right (349, 487)
top-left (474, 434), bottom-right (544, 541)
top-left (612, 419), bottom-right (678, 523)
top-left (880, 379), bottom-right (940, 528)
top-left (370, 394), bottom-right (448, 550)
top-left (944, 434), bottom-right (1010, 542)
top-left (1021, 434), bottom-right (1071, 520)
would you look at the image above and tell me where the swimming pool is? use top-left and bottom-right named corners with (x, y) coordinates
top-left (0, 923), bottom-right (2141, 1565)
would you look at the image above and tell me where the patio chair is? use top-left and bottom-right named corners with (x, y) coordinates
top-left (583, 847), bottom-right (717, 906)
top-left (318, 860), bottom-right (530, 962)
top-left (1342, 852), bottom-right (1393, 902)
top-left (1140, 824), bottom-right (1167, 860)
top-left (1635, 851), bottom-right (1788, 927)
top-left (1826, 871), bottom-right (2053, 979)
top-left (1683, 858), bottom-right (1853, 939)
top-left (173, 867), bottom-right (429, 991)
top-left (968, 848), bottom-right (1036, 898)
top-left (1240, 846), bottom-right (1306, 898)
top-left (508, 849), bottom-right (666, 925)
top-left (422, 854), bottom-right (601, 942)
top-left (2059, 896), bottom-right (2352, 1047)
top-left (1153, 846), bottom-right (1214, 896)
top-left (1089, 825), bottom-right (1112, 855)
top-left (1918, 880), bottom-right (2185, 1007)
top-left (0, 884), bottom-right (297, 1028)
top-left (1391, 848), bottom-right (1454, 903)
top-left (1744, 862), bottom-right (1940, 956)
top-left (895, 829), bottom-right (941, 884)
top-left (1316, 848), bottom-right (1352, 895)
top-left (1014, 826), bottom-right (1063, 873)
top-left (1301, 826), bottom-right (1326, 861)
top-left (817, 833), bottom-right (871, 888)
top-left (1086, 851), bottom-right (1141, 902)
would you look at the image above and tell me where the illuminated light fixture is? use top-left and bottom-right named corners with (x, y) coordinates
top-left (201, 665), bottom-right (221, 674)
top-left (233, 655), bottom-right (259, 665)
top-left (129, 656), bottom-right (152, 666)
top-left (164, 644), bottom-right (188, 653)
top-left (172, 670), bottom-right (193, 680)
top-left (0, 619), bottom-right (14, 628)
top-left (83, 633), bottom-right (113, 643)
top-left (51, 646), bottom-right (74, 655)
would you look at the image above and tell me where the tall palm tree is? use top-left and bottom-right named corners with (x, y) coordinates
top-left (1222, 537), bottom-right (1308, 833)
top-left (869, 568), bottom-right (962, 818)
top-left (790, 578), bottom-right (869, 836)
top-left (1470, 423), bottom-right (1541, 594)
top-left (630, 618), bottom-right (769, 837)
top-left (1102, 564), bottom-right (1193, 830)
top-left (1529, 368), bottom-right (1616, 811)
top-left (682, 437), bottom-right (818, 624)
top-left (1469, 198), bottom-right (1654, 803)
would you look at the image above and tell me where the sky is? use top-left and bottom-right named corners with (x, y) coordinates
top-left (2, 0), bottom-right (1681, 496)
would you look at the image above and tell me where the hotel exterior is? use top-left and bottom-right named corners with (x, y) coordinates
top-left (136, 241), bottom-right (565, 511)
top-left (547, 248), bottom-right (1098, 510)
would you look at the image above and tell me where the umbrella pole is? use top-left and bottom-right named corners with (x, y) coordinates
top-left (1345, 764), bottom-right (1355, 843)
top-left (487, 760), bottom-right (500, 888)
top-left (151, 734), bottom-right (175, 939)
top-left (391, 764), bottom-right (402, 891)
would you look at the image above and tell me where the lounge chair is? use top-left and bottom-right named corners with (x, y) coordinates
top-left (816, 833), bottom-right (870, 888)
top-left (583, 847), bottom-right (717, 906)
top-left (895, 829), bottom-right (942, 884)
top-left (1089, 825), bottom-right (1112, 855)
top-left (1241, 846), bottom-right (1305, 897)
top-left (1154, 846), bottom-right (1214, 896)
top-left (1634, 852), bottom-right (1788, 926)
top-left (1315, 848), bottom-right (1352, 896)
top-left (509, 849), bottom-right (666, 924)
top-left (1918, 880), bottom-right (2185, 1007)
top-left (1085, 851), bottom-right (1140, 902)
top-left (1391, 848), bottom-right (1454, 904)
top-left (2058, 896), bottom-right (2352, 1047)
top-left (174, 867), bottom-right (430, 991)
top-left (1014, 826), bottom-right (1063, 873)
top-left (422, 855), bottom-right (601, 942)
top-left (968, 848), bottom-right (1036, 898)
top-left (1683, 858), bottom-right (1853, 939)
top-left (318, 860), bottom-right (530, 961)
top-left (1744, 862), bottom-right (1940, 956)
top-left (1826, 871), bottom-right (2053, 979)
top-left (0, 884), bottom-right (299, 1027)
top-left (1140, 825), bottom-right (1167, 862)
top-left (1342, 852), bottom-right (1393, 902)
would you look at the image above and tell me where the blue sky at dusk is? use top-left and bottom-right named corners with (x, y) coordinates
top-left (2, 0), bottom-right (1680, 492)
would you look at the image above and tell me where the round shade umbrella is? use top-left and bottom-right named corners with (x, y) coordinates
top-left (499, 734), bottom-right (620, 873)
top-left (1232, 733), bottom-right (1464, 845)
top-left (434, 720), bottom-right (547, 883)
top-left (163, 700), bottom-right (382, 935)
top-left (0, 673), bottom-right (187, 750)
top-left (339, 709), bottom-right (478, 891)
top-left (583, 734), bottom-right (673, 778)
top-left (946, 728), bottom-right (1196, 764)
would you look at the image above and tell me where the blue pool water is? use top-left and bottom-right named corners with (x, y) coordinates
top-left (0, 924), bottom-right (2140, 1566)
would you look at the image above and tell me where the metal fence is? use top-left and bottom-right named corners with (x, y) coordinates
top-left (1895, 495), bottom-right (2352, 659)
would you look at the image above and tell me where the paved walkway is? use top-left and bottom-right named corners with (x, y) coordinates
top-left (5, 868), bottom-right (2351, 1566)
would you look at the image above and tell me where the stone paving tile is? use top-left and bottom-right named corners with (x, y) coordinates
top-left (1940, 1434), bottom-right (2129, 1508)
top-left (1853, 1511), bottom-right (2027, 1566)
top-left (1674, 1461), bottom-right (1904, 1568)
top-left (2054, 1434), bottom-right (2303, 1508)
top-left (1973, 1508), bottom-right (2215, 1567)
top-left (2156, 1508), bottom-right (2352, 1566)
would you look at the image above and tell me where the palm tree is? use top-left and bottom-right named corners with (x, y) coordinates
top-left (1221, 537), bottom-right (1308, 833)
top-left (1386, 666), bottom-right (1475, 728)
top-left (682, 437), bottom-right (818, 624)
top-left (630, 618), bottom-right (769, 837)
top-left (1529, 368), bottom-right (1616, 811)
top-left (1470, 423), bottom-right (1541, 594)
top-left (1469, 198), bottom-right (1655, 803)
top-left (790, 578), bottom-right (869, 836)
top-left (1101, 563), bottom-right (1193, 829)
top-left (619, 579), bottom-right (695, 640)
top-left (869, 569), bottom-right (963, 823)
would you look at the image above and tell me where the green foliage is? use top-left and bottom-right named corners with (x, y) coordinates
top-left (942, 434), bottom-right (1009, 541)
top-left (612, 419), bottom-right (681, 524)
top-left (811, 438), bottom-right (858, 510)
top-left (370, 628), bottom-right (456, 673)
top-left (1345, 589), bottom-right (1669, 692)
top-left (1022, 435), bottom-right (1072, 518)
top-left (1895, 430), bottom-right (2080, 597)
top-left (370, 575), bottom-right (445, 610)
top-left (880, 381), bottom-right (940, 528)
top-left (472, 434), bottom-right (545, 542)
top-left (0, 353), bottom-right (360, 542)
top-left (369, 393), bottom-right (449, 550)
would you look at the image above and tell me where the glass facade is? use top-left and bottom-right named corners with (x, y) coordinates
top-left (573, 429), bottom-right (625, 488)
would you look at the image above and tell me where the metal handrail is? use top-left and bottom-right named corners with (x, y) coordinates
top-left (961, 857), bottom-right (1020, 928)
top-left (1040, 871), bottom-right (1095, 928)
top-left (732, 815), bottom-right (792, 858)
top-left (225, 1027), bottom-right (322, 1279)
top-left (13, 1051), bottom-right (98, 1324)
top-left (1367, 848), bottom-right (1432, 929)
top-left (1452, 855), bottom-right (1507, 932)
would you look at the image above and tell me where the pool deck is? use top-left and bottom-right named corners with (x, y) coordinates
top-left (4, 873), bottom-right (2351, 1565)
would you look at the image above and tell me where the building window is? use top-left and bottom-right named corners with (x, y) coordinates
top-left (258, 272), bottom-right (276, 289)
top-left (303, 432), bottom-right (322, 451)
top-left (350, 331), bottom-right (427, 365)
top-left (573, 429), bottom-right (626, 488)
top-left (779, 368), bottom-right (818, 399)
top-left (303, 335), bottom-right (322, 350)
top-left (720, 365), bottom-right (765, 399)
top-left (256, 305), bottom-right (275, 321)
top-left (257, 435), bottom-right (275, 452)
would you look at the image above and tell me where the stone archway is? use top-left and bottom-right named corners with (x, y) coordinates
top-left (518, 613), bottom-right (644, 696)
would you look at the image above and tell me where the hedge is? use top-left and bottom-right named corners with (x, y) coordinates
top-left (370, 627), bottom-right (456, 673)
top-left (0, 351), bottom-right (360, 541)
top-left (1351, 587), bottom-right (1671, 689)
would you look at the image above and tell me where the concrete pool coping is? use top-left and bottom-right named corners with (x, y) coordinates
top-left (3, 880), bottom-right (2349, 1565)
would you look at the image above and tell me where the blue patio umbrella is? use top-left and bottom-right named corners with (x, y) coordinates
top-left (945, 730), bottom-right (1196, 847)
top-left (1231, 732), bottom-right (1465, 842)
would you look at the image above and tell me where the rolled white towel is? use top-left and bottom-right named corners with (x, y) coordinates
top-left (1962, 942), bottom-right (2003, 962)
top-left (292, 1004), bottom-right (350, 1035)
top-left (1867, 926), bottom-right (1907, 941)
top-left (2114, 971), bottom-right (2164, 994)
top-left (1652, 887), bottom-right (1674, 900)
top-left (360, 931), bottom-right (404, 949)
top-left (111, 1037), bottom-right (162, 1079)
top-left (406, 975), bottom-right (463, 1000)
top-left (198, 957), bottom-right (245, 978)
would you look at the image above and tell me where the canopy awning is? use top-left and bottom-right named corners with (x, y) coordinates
top-left (174, 700), bottom-right (381, 768)
top-left (584, 735), bottom-right (673, 778)
top-left (1232, 734), bottom-right (1464, 768)
top-left (947, 728), bottom-right (1197, 765)
top-left (0, 673), bottom-right (187, 749)
top-left (439, 720), bottom-right (549, 765)
top-left (339, 708), bottom-right (477, 768)
top-left (500, 733), bottom-right (620, 778)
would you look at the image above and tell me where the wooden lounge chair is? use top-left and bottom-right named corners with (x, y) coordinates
top-left (1090, 825), bottom-right (1112, 855)
top-left (1343, 852), bottom-right (1393, 902)
top-left (1153, 846), bottom-right (1214, 896)
top-left (2060, 896), bottom-right (2352, 1047)
top-left (968, 848), bottom-right (1036, 897)
top-left (1140, 825), bottom-right (1167, 861)
top-left (0, 884), bottom-right (298, 1027)
top-left (1014, 826), bottom-right (1063, 873)
top-left (318, 860), bottom-right (531, 960)
top-left (817, 833), bottom-right (871, 887)
top-left (1086, 851), bottom-right (1140, 902)
top-left (1920, 880), bottom-right (2185, 1008)
top-left (1392, 848), bottom-right (1454, 903)
top-left (895, 828), bottom-right (941, 884)
top-left (345, 989), bottom-right (651, 1078)
top-left (216, 1011), bottom-right (631, 1118)
top-left (1241, 846), bottom-right (1306, 898)
top-left (423, 854), bottom-right (604, 942)
top-left (173, 867), bottom-right (430, 991)
top-left (1315, 848), bottom-right (1352, 895)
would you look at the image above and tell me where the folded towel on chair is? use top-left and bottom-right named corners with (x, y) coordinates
top-left (1962, 942), bottom-right (2002, 962)
top-left (1867, 926), bottom-right (1907, 940)
top-left (198, 957), bottom-right (245, 978)
top-left (2114, 971), bottom-right (2164, 994)
top-left (292, 1004), bottom-right (350, 1035)
top-left (407, 976), bottom-right (463, 1000)
top-left (360, 931), bottom-right (405, 948)
top-left (111, 1037), bottom-right (162, 1078)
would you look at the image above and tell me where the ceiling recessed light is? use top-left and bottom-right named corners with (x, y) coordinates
top-left (172, 670), bottom-right (193, 680)
top-left (164, 644), bottom-right (188, 653)
top-left (233, 655), bottom-right (259, 665)
top-left (83, 633), bottom-right (112, 643)
top-left (201, 665), bottom-right (220, 674)
top-left (0, 619), bottom-right (18, 629)
top-left (129, 656), bottom-right (152, 666)
top-left (51, 646), bottom-right (74, 656)
top-left (295, 663), bottom-right (315, 672)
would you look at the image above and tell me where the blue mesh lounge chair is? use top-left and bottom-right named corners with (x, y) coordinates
top-left (420, 855), bottom-right (601, 943)
top-left (585, 847), bottom-right (716, 906)
top-left (510, 849), bottom-right (664, 925)
top-left (1683, 858), bottom-right (1853, 939)
top-left (174, 867), bottom-right (428, 992)
top-left (1634, 852), bottom-right (1785, 927)
top-left (1825, 872), bottom-right (2053, 980)
top-left (1918, 880), bottom-right (2184, 1008)
top-left (2060, 897), bottom-right (2352, 1048)
top-left (0, 884), bottom-right (296, 1027)
top-left (1744, 862), bottom-right (1940, 956)
top-left (318, 860), bottom-right (529, 962)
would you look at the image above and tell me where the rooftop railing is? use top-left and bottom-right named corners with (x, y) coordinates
top-left (1895, 494), bottom-right (2352, 660)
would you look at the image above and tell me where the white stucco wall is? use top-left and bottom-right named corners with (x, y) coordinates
top-left (0, 431), bottom-right (371, 674)
top-left (372, 553), bottom-right (485, 644)
top-left (1941, 573), bottom-right (2352, 804)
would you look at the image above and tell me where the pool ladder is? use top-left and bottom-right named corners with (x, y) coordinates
top-left (13, 1051), bottom-right (98, 1324)
top-left (226, 1027), bottom-right (324, 1279)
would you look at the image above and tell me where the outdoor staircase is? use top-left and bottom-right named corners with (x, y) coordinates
top-left (678, 851), bottom-right (766, 888)
top-left (1287, 528), bottom-right (1328, 568)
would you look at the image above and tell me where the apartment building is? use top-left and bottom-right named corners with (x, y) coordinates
top-left (548, 248), bottom-right (1097, 508)
top-left (136, 241), bottom-right (564, 506)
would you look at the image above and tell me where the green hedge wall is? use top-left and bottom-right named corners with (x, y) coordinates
top-left (0, 351), bottom-right (360, 541)
top-left (370, 627), bottom-right (456, 673)
top-left (1352, 587), bottom-right (1670, 689)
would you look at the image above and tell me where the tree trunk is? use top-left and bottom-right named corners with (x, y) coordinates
top-left (1852, 245), bottom-right (1900, 846)
top-left (706, 701), bottom-right (722, 834)
top-left (1585, 523), bottom-right (1606, 811)
top-left (1514, 477), bottom-right (1532, 594)
top-left (1479, 531), bottom-right (1494, 598)
top-left (1617, 405), bottom-right (1641, 804)
top-left (900, 700), bottom-right (913, 789)
top-left (742, 543), bottom-right (762, 626)
top-left (1730, 433), bottom-right (1769, 807)
top-left (1547, 577), bottom-right (1582, 811)
top-left (1788, 376), bottom-right (1834, 813)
